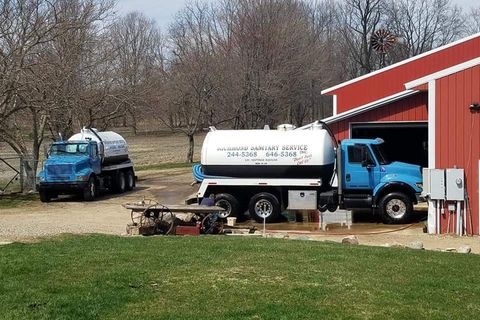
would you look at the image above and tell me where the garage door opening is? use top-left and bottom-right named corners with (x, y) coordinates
top-left (351, 122), bottom-right (428, 167)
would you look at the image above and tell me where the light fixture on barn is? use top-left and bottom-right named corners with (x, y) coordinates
top-left (370, 29), bottom-right (397, 68)
top-left (469, 103), bottom-right (480, 112)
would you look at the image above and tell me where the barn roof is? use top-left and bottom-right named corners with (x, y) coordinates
top-left (322, 90), bottom-right (419, 124)
top-left (321, 33), bottom-right (480, 95)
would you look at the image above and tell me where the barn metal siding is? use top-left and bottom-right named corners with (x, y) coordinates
top-left (330, 92), bottom-right (428, 141)
top-left (435, 66), bottom-right (480, 235)
top-left (330, 36), bottom-right (480, 114)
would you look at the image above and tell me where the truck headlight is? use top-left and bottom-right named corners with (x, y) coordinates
top-left (76, 175), bottom-right (89, 181)
top-left (415, 182), bottom-right (423, 190)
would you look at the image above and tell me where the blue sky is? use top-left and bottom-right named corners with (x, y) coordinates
top-left (115, 0), bottom-right (477, 32)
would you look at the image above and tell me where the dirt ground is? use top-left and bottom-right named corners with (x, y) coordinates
top-left (1, 167), bottom-right (479, 254)
top-left (127, 132), bottom-right (205, 165)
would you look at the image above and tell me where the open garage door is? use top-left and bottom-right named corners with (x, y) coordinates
top-left (351, 122), bottom-right (428, 167)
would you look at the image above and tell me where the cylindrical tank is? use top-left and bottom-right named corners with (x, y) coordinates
top-left (201, 126), bottom-right (335, 181)
top-left (69, 128), bottom-right (129, 164)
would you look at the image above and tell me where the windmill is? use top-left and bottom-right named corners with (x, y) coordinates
top-left (370, 29), bottom-right (397, 67)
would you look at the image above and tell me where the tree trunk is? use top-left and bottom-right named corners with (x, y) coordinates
top-left (22, 159), bottom-right (37, 192)
top-left (186, 134), bottom-right (195, 163)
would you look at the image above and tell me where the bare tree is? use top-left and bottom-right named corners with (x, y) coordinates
top-left (466, 6), bottom-right (480, 35)
top-left (110, 11), bottom-right (165, 133)
top-left (158, 1), bottom-right (218, 162)
top-left (0, 0), bottom-right (63, 189)
top-left (44, 0), bottom-right (116, 138)
top-left (0, 0), bottom-right (117, 190)
top-left (337, 0), bottom-right (384, 75)
top-left (385, 0), bottom-right (465, 62)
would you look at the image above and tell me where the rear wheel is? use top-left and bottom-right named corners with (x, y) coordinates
top-left (379, 192), bottom-right (413, 224)
top-left (215, 193), bottom-right (241, 219)
top-left (39, 190), bottom-right (51, 203)
top-left (125, 170), bottom-right (135, 191)
top-left (249, 192), bottom-right (281, 223)
top-left (83, 177), bottom-right (96, 201)
top-left (114, 171), bottom-right (126, 193)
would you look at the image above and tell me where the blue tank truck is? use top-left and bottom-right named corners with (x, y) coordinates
top-left (36, 128), bottom-right (135, 202)
top-left (193, 121), bottom-right (423, 224)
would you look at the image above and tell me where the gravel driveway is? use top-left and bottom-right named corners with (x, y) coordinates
top-left (0, 168), bottom-right (196, 242)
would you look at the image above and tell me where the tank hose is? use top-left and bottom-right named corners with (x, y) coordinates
top-left (318, 120), bottom-right (339, 150)
top-left (192, 164), bottom-right (230, 182)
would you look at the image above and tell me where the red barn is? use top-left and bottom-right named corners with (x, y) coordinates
top-left (321, 33), bottom-right (480, 235)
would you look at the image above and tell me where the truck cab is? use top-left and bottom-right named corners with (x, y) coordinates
top-left (338, 138), bottom-right (423, 223)
top-left (37, 141), bottom-right (101, 202)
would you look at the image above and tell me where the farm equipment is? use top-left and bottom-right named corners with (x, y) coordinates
top-left (123, 199), bottom-right (226, 235)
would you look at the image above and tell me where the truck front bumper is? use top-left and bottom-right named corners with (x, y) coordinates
top-left (37, 182), bottom-right (88, 193)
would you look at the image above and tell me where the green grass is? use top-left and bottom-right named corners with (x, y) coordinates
top-left (135, 162), bottom-right (197, 171)
top-left (0, 235), bottom-right (479, 320)
top-left (0, 194), bottom-right (38, 209)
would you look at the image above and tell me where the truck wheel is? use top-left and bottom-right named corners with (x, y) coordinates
top-left (215, 193), bottom-right (241, 219)
top-left (249, 192), bottom-right (281, 223)
top-left (114, 171), bottom-right (126, 193)
top-left (125, 170), bottom-right (135, 191)
top-left (379, 192), bottom-right (413, 224)
top-left (39, 190), bottom-right (51, 203)
top-left (83, 177), bottom-right (96, 201)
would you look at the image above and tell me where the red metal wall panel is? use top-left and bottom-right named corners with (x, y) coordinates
top-left (435, 66), bottom-right (480, 235)
top-left (329, 36), bottom-right (480, 114)
top-left (330, 92), bottom-right (428, 141)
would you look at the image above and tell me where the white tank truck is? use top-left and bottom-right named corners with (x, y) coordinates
top-left (36, 128), bottom-right (135, 202)
top-left (194, 121), bottom-right (424, 224)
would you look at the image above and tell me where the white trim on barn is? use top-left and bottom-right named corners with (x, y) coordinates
top-left (321, 90), bottom-right (419, 124)
top-left (427, 80), bottom-right (437, 234)
top-left (332, 94), bottom-right (338, 116)
top-left (405, 57), bottom-right (480, 89)
top-left (321, 33), bottom-right (480, 95)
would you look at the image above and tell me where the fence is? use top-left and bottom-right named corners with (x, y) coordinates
top-left (0, 155), bottom-right (38, 194)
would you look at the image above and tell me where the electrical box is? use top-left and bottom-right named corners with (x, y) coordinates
top-left (446, 169), bottom-right (464, 201)
top-left (430, 169), bottom-right (445, 200)
top-left (288, 190), bottom-right (317, 210)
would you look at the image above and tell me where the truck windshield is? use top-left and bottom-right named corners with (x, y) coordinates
top-left (50, 143), bottom-right (89, 156)
top-left (371, 144), bottom-right (390, 165)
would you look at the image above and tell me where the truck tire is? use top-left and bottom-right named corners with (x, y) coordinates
top-left (114, 171), bottom-right (126, 193)
top-left (125, 170), bottom-right (135, 191)
top-left (379, 192), bottom-right (413, 224)
top-left (83, 177), bottom-right (96, 201)
top-left (39, 190), bottom-right (51, 203)
top-left (249, 192), bottom-right (281, 223)
top-left (215, 193), bottom-right (241, 219)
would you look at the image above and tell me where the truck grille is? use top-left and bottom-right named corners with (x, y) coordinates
top-left (46, 164), bottom-right (74, 176)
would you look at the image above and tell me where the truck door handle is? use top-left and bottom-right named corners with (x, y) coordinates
top-left (346, 174), bottom-right (351, 182)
